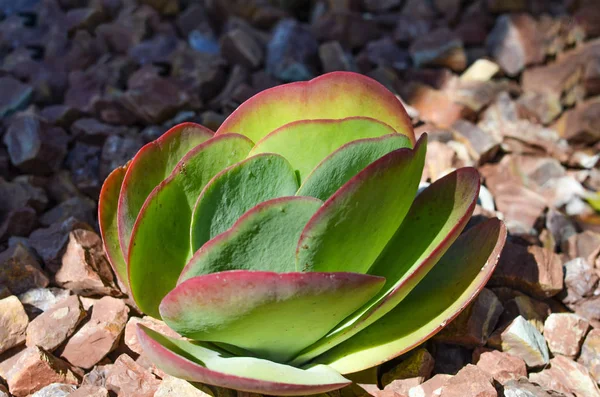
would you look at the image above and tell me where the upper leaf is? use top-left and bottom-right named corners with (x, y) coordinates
top-left (296, 135), bottom-right (427, 273)
top-left (216, 72), bottom-right (415, 145)
top-left (127, 134), bottom-right (253, 318)
top-left (160, 270), bottom-right (385, 363)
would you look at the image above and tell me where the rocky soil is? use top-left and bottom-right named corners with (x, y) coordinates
top-left (0, 0), bottom-right (599, 396)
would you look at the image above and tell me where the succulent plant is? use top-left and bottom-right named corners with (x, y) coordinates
top-left (99, 72), bottom-right (507, 395)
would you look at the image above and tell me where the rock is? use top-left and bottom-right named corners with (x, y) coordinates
top-left (312, 12), bottom-right (381, 50)
top-left (70, 118), bottom-right (127, 146)
top-left (65, 142), bottom-right (101, 197)
top-left (403, 83), bottom-right (471, 128)
top-left (0, 76), bottom-right (32, 117)
top-left (409, 28), bottom-right (466, 72)
top-left (503, 295), bottom-right (551, 333)
top-left (0, 243), bottom-right (49, 295)
top-left (579, 328), bottom-right (600, 384)
top-left (28, 217), bottom-right (93, 273)
top-left (0, 177), bottom-right (48, 214)
top-left (490, 243), bottom-right (563, 299)
top-left (363, 0), bottom-right (402, 12)
top-left (553, 97), bottom-right (600, 144)
top-left (407, 374), bottom-right (452, 397)
top-left (55, 229), bottom-right (120, 297)
top-left (105, 354), bottom-right (161, 397)
top-left (154, 376), bottom-right (209, 397)
top-left (574, 296), bottom-right (600, 327)
top-left (18, 288), bottom-right (70, 314)
top-left (26, 295), bottom-right (86, 352)
top-left (493, 184), bottom-right (548, 234)
top-left (381, 348), bottom-right (435, 387)
top-left (363, 37), bottom-right (410, 70)
top-left (30, 383), bottom-right (77, 397)
top-left (220, 28), bottom-right (264, 69)
top-left (318, 41), bottom-right (355, 73)
top-left (3, 115), bottom-right (69, 176)
top-left (267, 19), bottom-right (318, 81)
top-left (432, 343), bottom-right (471, 375)
top-left (450, 120), bottom-right (500, 164)
top-left (60, 296), bottom-right (129, 369)
top-left (529, 355), bottom-right (600, 397)
top-left (438, 365), bottom-right (496, 397)
top-left (124, 316), bottom-right (181, 356)
top-left (562, 258), bottom-right (598, 304)
top-left (516, 91), bottom-right (562, 125)
top-left (393, 15), bottom-right (431, 45)
top-left (99, 134), bottom-right (144, 180)
top-left (503, 378), bottom-right (567, 397)
top-left (40, 105), bottom-right (81, 128)
top-left (543, 313), bottom-right (590, 358)
top-left (368, 377), bottom-right (418, 396)
top-left (0, 346), bottom-right (79, 397)
top-left (499, 316), bottom-right (549, 368)
top-left (486, 13), bottom-right (546, 76)
top-left (460, 59), bottom-right (500, 82)
top-left (0, 206), bottom-right (37, 241)
top-left (474, 350), bottom-right (527, 385)
top-left (434, 289), bottom-right (503, 346)
top-left (546, 208), bottom-right (578, 250)
top-left (0, 385), bottom-right (7, 397)
top-left (422, 141), bottom-right (457, 182)
top-left (69, 386), bottom-right (109, 397)
top-left (0, 295), bottom-right (29, 354)
top-left (40, 196), bottom-right (96, 228)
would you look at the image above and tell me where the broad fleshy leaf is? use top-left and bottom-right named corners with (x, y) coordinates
top-left (98, 164), bottom-right (128, 289)
top-left (308, 218), bottom-right (507, 374)
top-left (297, 134), bottom-right (411, 200)
top-left (137, 325), bottom-right (351, 396)
top-left (248, 117), bottom-right (398, 183)
top-left (296, 135), bottom-right (427, 273)
top-left (128, 134), bottom-right (254, 318)
top-left (160, 270), bottom-right (386, 363)
top-left (216, 72), bottom-right (414, 145)
top-left (190, 154), bottom-right (299, 253)
top-left (181, 197), bottom-right (322, 280)
top-left (290, 168), bottom-right (480, 365)
top-left (118, 123), bottom-right (213, 257)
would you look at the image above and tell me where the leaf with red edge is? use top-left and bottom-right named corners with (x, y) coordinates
top-left (308, 218), bottom-right (507, 374)
top-left (160, 270), bottom-right (385, 363)
top-left (118, 123), bottom-right (213, 257)
top-left (216, 72), bottom-right (414, 145)
top-left (136, 325), bottom-right (351, 396)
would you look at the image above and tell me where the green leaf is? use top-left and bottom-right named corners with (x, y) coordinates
top-left (137, 325), bottom-right (351, 396)
top-left (159, 270), bottom-right (385, 363)
top-left (290, 167), bottom-right (480, 366)
top-left (190, 154), bottom-right (299, 253)
top-left (297, 134), bottom-right (411, 200)
top-left (296, 135), bottom-right (427, 273)
top-left (309, 218), bottom-right (507, 374)
top-left (216, 72), bottom-right (415, 145)
top-left (128, 134), bottom-right (253, 318)
top-left (248, 117), bottom-right (399, 184)
top-left (181, 197), bottom-right (322, 280)
top-left (98, 165), bottom-right (129, 290)
top-left (118, 123), bottom-right (213, 257)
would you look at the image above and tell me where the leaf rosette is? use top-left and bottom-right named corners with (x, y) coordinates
top-left (98, 72), bottom-right (507, 395)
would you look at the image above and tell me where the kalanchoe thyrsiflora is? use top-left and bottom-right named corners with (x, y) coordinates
top-left (98, 72), bottom-right (506, 395)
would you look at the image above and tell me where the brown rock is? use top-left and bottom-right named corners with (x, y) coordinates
top-left (439, 365), bottom-right (497, 397)
top-left (579, 328), bottom-right (600, 384)
top-left (403, 83), bottom-right (471, 128)
top-left (0, 296), bottom-right (29, 354)
top-left (26, 295), bottom-right (86, 352)
top-left (409, 28), bottom-right (466, 72)
top-left (0, 346), bottom-right (78, 397)
top-left (55, 229), bottom-right (120, 297)
top-left (543, 313), bottom-right (590, 358)
top-left (490, 243), bottom-right (563, 299)
top-left (422, 141), bottom-right (457, 182)
top-left (475, 350), bottom-right (527, 385)
top-left (516, 91), bottom-right (562, 125)
top-left (124, 316), bottom-right (181, 356)
top-left (381, 348), bottom-right (434, 388)
top-left (60, 296), bottom-right (129, 369)
top-left (486, 13), bottom-right (545, 76)
top-left (407, 374), bottom-right (452, 397)
top-left (450, 120), bottom-right (501, 164)
top-left (69, 385), bottom-right (110, 397)
top-left (529, 355), bottom-right (600, 397)
top-left (106, 354), bottom-right (160, 397)
top-left (553, 97), bottom-right (600, 144)
top-left (434, 288), bottom-right (503, 346)
top-left (0, 244), bottom-right (49, 295)
top-left (502, 295), bottom-right (551, 333)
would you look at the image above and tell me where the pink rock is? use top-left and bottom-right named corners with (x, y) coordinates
top-left (566, 231), bottom-right (600, 264)
top-left (475, 350), bottom-right (527, 385)
top-left (68, 385), bottom-right (110, 397)
top-left (403, 83), bottom-right (472, 128)
top-left (0, 346), bottom-right (79, 397)
top-left (26, 295), bottom-right (86, 352)
top-left (60, 296), bottom-right (129, 369)
top-left (0, 295), bottom-right (29, 354)
top-left (529, 355), bottom-right (600, 397)
top-left (105, 354), bottom-right (161, 397)
top-left (55, 229), bottom-right (121, 297)
top-left (578, 328), bottom-right (600, 384)
top-left (407, 374), bottom-right (452, 397)
top-left (439, 365), bottom-right (497, 397)
top-left (543, 313), bottom-right (590, 358)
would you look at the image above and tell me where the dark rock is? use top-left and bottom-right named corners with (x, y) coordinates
top-left (129, 34), bottom-right (179, 66)
top-left (363, 0), bottom-right (402, 12)
top-left (312, 12), bottom-right (381, 50)
top-left (3, 116), bottom-right (69, 176)
top-left (66, 7), bottom-right (105, 33)
top-left (99, 134), bottom-right (144, 180)
top-left (410, 28), bottom-right (466, 72)
top-left (0, 76), bottom-right (32, 118)
top-left (0, 243), bottom-right (48, 295)
top-left (516, 91), bottom-right (562, 125)
top-left (0, 207), bottom-right (37, 242)
top-left (40, 105), bottom-right (81, 128)
top-left (381, 348), bottom-right (434, 388)
top-left (318, 41), bottom-right (355, 73)
top-left (70, 118), bottom-right (127, 146)
top-left (0, 177), bottom-right (48, 213)
top-left (363, 36), bottom-right (410, 71)
top-left (267, 19), bottom-right (318, 82)
top-left (65, 142), bottom-right (101, 198)
top-left (393, 15), bottom-right (431, 44)
top-left (553, 97), bottom-right (600, 144)
top-left (433, 343), bottom-right (472, 375)
top-left (220, 28), bottom-right (264, 69)
top-left (39, 196), bottom-right (96, 227)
